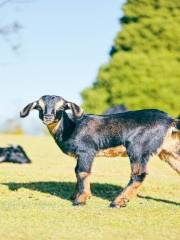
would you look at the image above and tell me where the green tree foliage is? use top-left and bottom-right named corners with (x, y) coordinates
top-left (81, 0), bottom-right (180, 116)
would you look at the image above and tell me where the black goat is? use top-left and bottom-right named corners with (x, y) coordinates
top-left (0, 145), bottom-right (31, 164)
top-left (20, 95), bottom-right (180, 208)
top-left (104, 104), bottom-right (127, 115)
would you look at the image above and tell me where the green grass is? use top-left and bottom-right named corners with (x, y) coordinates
top-left (0, 134), bottom-right (179, 240)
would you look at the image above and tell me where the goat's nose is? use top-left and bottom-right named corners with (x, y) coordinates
top-left (44, 114), bottom-right (54, 121)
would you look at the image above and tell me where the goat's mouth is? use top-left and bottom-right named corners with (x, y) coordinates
top-left (43, 115), bottom-right (56, 125)
top-left (43, 119), bottom-right (58, 125)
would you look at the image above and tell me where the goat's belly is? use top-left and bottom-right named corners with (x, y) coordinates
top-left (96, 145), bottom-right (127, 157)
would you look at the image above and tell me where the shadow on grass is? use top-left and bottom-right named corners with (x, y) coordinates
top-left (3, 181), bottom-right (180, 206)
top-left (3, 181), bottom-right (122, 202)
top-left (137, 195), bottom-right (180, 206)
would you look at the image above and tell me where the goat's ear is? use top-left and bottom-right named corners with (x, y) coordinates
top-left (65, 102), bottom-right (84, 118)
top-left (20, 101), bottom-right (37, 118)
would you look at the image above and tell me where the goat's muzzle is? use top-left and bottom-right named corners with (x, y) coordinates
top-left (43, 114), bottom-right (55, 125)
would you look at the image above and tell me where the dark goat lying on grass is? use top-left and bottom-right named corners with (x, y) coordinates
top-left (0, 145), bottom-right (31, 164)
top-left (20, 95), bottom-right (180, 208)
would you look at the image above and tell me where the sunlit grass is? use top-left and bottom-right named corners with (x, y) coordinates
top-left (0, 134), bottom-right (179, 240)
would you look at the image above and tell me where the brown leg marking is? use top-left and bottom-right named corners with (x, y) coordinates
top-left (159, 150), bottom-right (180, 175)
top-left (111, 181), bottom-right (143, 208)
top-left (110, 163), bottom-right (147, 208)
top-left (71, 172), bottom-right (92, 200)
top-left (73, 172), bottom-right (92, 205)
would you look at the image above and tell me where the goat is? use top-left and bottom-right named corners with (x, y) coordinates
top-left (0, 145), bottom-right (31, 164)
top-left (104, 104), bottom-right (127, 115)
top-left (20, 95), bottom-right (180, 208)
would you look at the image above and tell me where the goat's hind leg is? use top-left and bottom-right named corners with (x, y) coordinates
top-left (159, 150), bottom-right (180, 175)
top-left (158, 129), bottom-right (180, 175)
top-left (110, 160), bottom-right (148, 208)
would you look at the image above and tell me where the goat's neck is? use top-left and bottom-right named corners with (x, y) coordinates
top-left (47, 121), bottom-right (62, 136)
top-left (47, 112), bottom-right (75, 143)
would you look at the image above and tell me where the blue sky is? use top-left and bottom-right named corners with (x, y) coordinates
top-left (0, 0), bottom-right (125, 132)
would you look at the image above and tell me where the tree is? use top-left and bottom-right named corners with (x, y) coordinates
top-left (0, 0), bottom-right (23, 51)
top-left (81, 0), bottom-right (180, 116)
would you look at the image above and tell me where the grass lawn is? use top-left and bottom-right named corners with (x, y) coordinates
top-left (0, 134), bottom-right (179, 240)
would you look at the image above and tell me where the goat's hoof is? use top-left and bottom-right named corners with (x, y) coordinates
top-left (109, 202), bottom-right (120, 208)
top-left (109, 201), bottom-right (127, 208)
top-left (72, 192), bottom-right (90, 206)
top-left (71, 193), bottom-right (91, 201)
top-left (72, 200), bottom-right (86, 206)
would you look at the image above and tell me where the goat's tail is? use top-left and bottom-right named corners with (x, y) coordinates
top-left (171, 118), bottom-right (180, 150)
top-left (158, 119), bottom-right (180, 175)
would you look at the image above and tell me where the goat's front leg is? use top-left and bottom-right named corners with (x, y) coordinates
top-left (73, 154), bottom-right (94, 206)
top-left (71, 172), bottom-right (92, 200)
top-left (110, 161), bottom-right (148, 208)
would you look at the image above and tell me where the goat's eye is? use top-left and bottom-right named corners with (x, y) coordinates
top-left (57, 106), bottom-right (64, 111)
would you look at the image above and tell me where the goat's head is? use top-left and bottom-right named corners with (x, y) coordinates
top-left (4, 145), bottom-right (31, 164)
top-left (20, 95), bottom-right (84, 125)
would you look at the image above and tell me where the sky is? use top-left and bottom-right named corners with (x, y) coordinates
top-left (0, 0), bottom-right (125, 133)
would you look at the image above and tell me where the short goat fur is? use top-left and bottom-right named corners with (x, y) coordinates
top-left (20, 95), bottom-right (180, 208)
